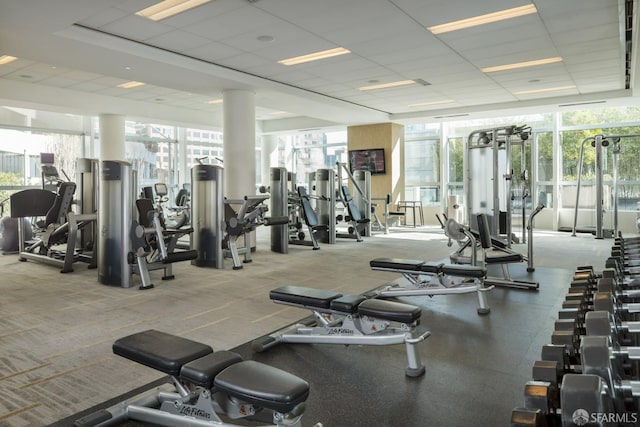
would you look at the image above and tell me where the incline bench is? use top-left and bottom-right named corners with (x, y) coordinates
top-left (369, 257), bottom-right (492, 315)
top-left (75, 330), bottom-right (311, 427)
top-left (253, 285), bottom-right (430, 377)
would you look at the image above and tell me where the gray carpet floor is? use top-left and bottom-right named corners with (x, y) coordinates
top-left (0, 225), bottom-right (612, 426)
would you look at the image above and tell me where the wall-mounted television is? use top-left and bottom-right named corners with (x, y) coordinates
top-left (348, 148), bottom-right (386, 175)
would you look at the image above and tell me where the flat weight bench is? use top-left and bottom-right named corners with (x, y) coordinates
top-left (369, 257), bottom-right (492, 315)
top-left (75, 330), bottom-right (310, 427)
top-left (252, 285), bottom-right (430, 377)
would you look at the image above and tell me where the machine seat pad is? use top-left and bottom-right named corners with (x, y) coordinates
top-left (113, 330), bottom-right (213, 376)
top-left (418, 262), bottom-right (443, 274)
top-left (369, 257), bottom-right (424, 271)
top-left (214, 360), bottom-right (310, 414)
top-left (330, 295), bottom-right (366, 313)
top-left (440, 264), bottom-right (487, 278)
top-left (358, 299), bottom-right (421, 324)
top-left (485, 252), bottom-right (522, 264)
top-left (270, 286), bottom-right (342, 309)
top-left (180, 351), bottom-right (243, 389)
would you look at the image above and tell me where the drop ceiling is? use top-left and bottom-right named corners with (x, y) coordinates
top-left (0, 0), bottom-right (635, 132)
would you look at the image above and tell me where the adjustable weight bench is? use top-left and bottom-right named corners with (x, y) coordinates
top-left (75, 329), bottom-right (311, 427)
top-left (369, 257), bottom-right (492, 315)
top-left (252, 286), bottom-right (430, 377)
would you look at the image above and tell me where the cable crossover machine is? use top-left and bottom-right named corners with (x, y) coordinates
top-left (570, 133), bottom-right (640, 239)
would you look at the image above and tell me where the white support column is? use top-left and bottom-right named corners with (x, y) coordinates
top-left (177, 127), bottom-right (188, 187)
top-left (99, 114), bottom-right (125, 161)
top-left (223, 89), bottom-right (256, 198)
top-left (552, 112), bottom-right (561, 231)
top-left (261, 134), bottom-right (279, 186)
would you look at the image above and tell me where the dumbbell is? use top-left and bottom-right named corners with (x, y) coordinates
top-left (593, 292), bottom-right (640, 321)
top-left (512, 346), bottom-right (574, 426)
top-left (551, 311), bottom-right (640, 376)
top-left (575, 336), bottom-right (640, 413)
top-left (597, 277), bottom-right (640, 302)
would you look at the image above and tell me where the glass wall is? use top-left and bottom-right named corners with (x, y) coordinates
top-left (0, 125), bottom-right (85, 214)
top-left (4, 104), bottom-right (640, 231)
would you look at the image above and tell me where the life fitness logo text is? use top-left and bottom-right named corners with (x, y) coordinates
top-left (572, 408), bottom-right (638, 426)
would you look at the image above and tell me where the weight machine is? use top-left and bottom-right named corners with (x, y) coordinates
top-left (571, 133), bottom-right (640, 239)
top-left (465, 124), bottom-right (533, 246)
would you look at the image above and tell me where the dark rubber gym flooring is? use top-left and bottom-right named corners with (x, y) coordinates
top-left (1, 226), bottom-right (612, 426)
top-left (55, 265), bottom-right (571, 427)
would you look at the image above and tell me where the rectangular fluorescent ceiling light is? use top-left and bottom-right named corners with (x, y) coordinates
top-left (278, 47), bottom-right (350, 66)
top-left (207, 99), bottom-right (223, 104)
top-left (136, 0), bottom-right (212, 21)
top-left (482, 57), bottom-right (563, 73)
top-left (428, 4), bottom-right (537, 34)
top-left (118, 81), bottom-right (145, 89)
top-left (513, 85), bottom-right (576, 95)
top-left (359, 80), bottom-right (416, 91)
top-left (0, 55), bottom-right (18, 65)
top-left (408, 100), bottom-right (454, 107)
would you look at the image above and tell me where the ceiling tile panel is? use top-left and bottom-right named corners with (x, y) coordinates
top-left (96, 15), bottom-right (174, 40)
top-left (67, 81), bottom-right (111, 92)
top-left (76, 7), bottom-right (129, 29)
top-left (144, 30), bottom-right (212, 53)
top-left (39, 76), bottom-right (78, 88)
top-left (182, 42), bottom-right (244, 62)
top-left (185, 5), bottom-right (280, 42)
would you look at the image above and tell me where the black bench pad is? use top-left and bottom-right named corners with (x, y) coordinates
top-left (180, 351), bottom-right (243, 388)
top-left (370, 258), bottom-right (424, 271)
top-left (440, 264), bottom-right (486, 278)
top-left (113, 330), bottom-right (213, 376)
top-left (214, 360), bottom-right (310, 414)
top-left (270, 285), bottom-right (342, 309)
top-left (418, 262), bottom-right (443, 274)
top-left (358, 299), bottom-right (421, 324)
top-left (330, 295), bottom-right (365, 313)
top-left (485, 252), bottom-right (522, 264)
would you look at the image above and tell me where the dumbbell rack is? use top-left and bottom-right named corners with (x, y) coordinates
top-left (511, 235), bottom-right (640, 426)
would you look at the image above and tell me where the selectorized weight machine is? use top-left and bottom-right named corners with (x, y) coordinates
top-left (466, 124), bottom-right (533, 245)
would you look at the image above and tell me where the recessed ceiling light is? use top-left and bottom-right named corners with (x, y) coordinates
top-left (428, 4), bottom-right (537, 34)
top-left (481, 57), bottom-right (563, 73)
top-left (207, 99), bottom-right (223, 104)
top-left (125, 66), bottom-right (132, 70)
top-left (0, 55), bottom-right (18, 65)
top-left (278, 47), bottom-right (351, 66)
top-left (408, 100), bottom-right (455, 107)
top-left (118, 81), bottom-right (145, 89)
top-left (513, 85), bottom-right (576, 95)
top-left (358, 80), bottom-right (416, 91)
top-left (257, 35), bottom-right (274, 42)
top-left (136, 0), bottom-right (212, 21)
